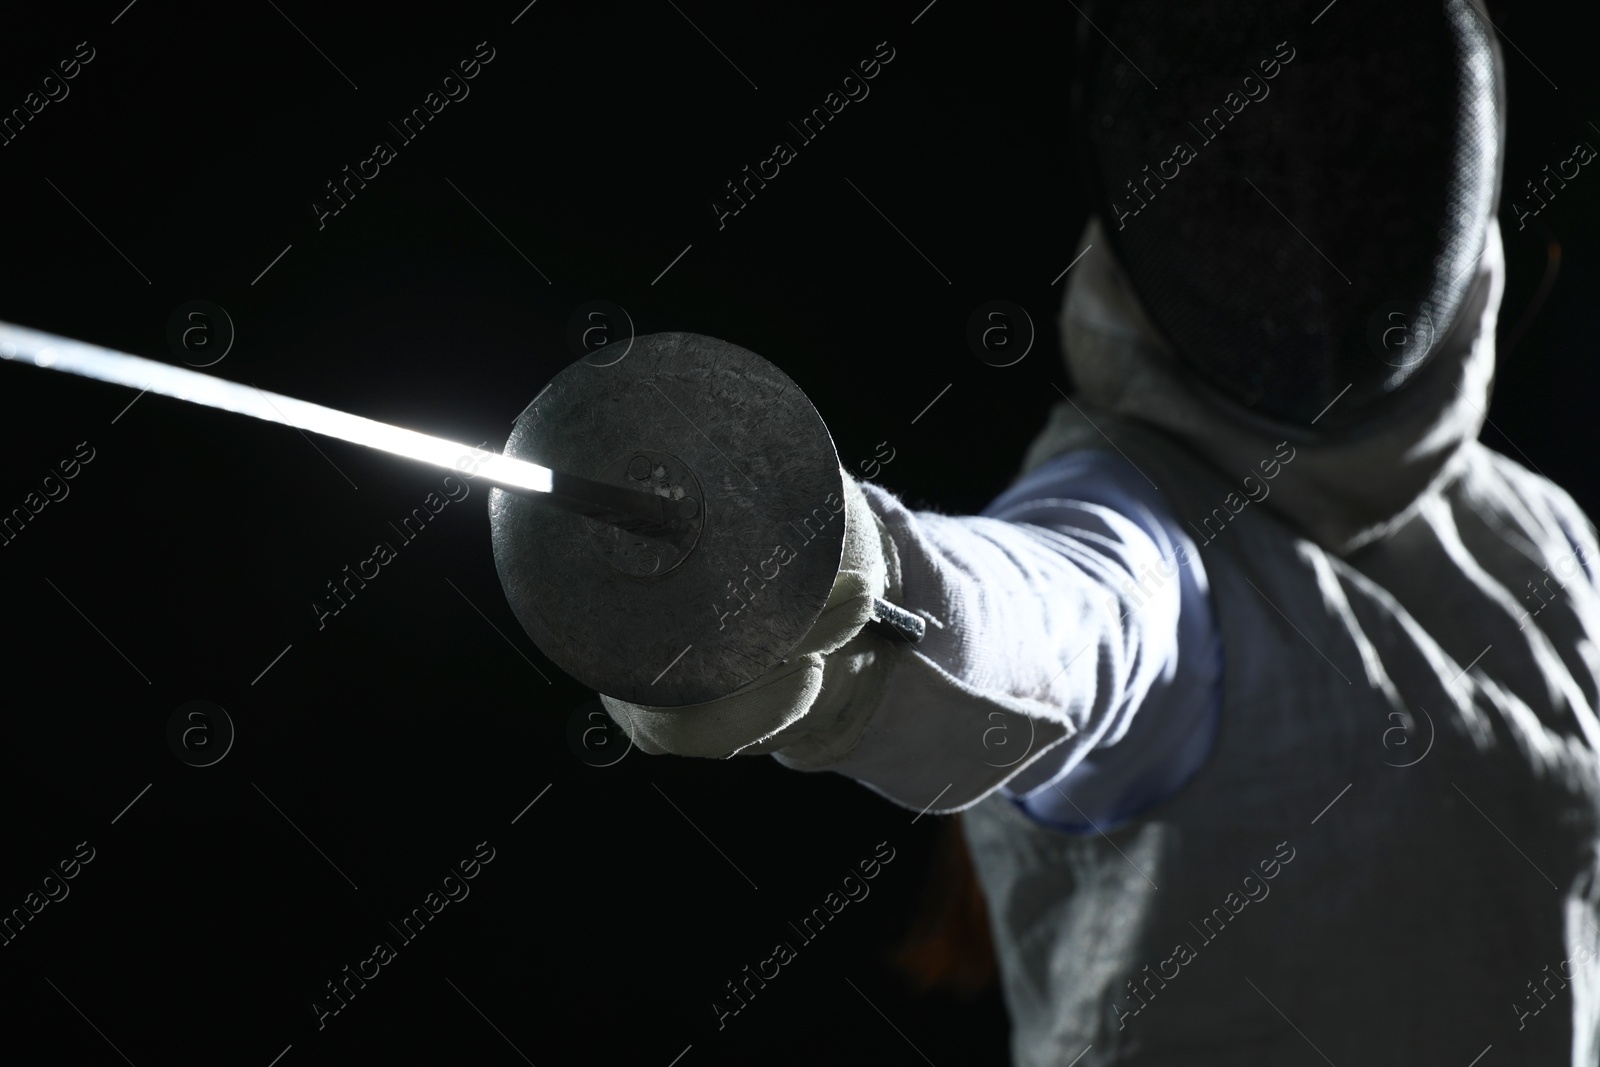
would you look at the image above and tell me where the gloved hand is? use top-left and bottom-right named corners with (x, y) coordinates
top-left (601, 472), bottom-right (902, 758)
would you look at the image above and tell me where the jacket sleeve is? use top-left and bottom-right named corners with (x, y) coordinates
top-left (769, 450), bottom-right (1218, 817)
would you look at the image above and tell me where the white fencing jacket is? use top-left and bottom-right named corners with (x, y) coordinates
top-left (776, 217), bottom-right (1600, 1065)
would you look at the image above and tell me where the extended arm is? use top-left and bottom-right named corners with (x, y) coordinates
top-left (604, 449), bottom-right (1218, 820)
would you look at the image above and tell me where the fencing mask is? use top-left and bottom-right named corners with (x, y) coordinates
top-left (1072, 0), bottom-right (1505, 431)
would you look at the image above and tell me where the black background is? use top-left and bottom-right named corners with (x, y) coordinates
top-left (0, 1), bottom-right (1591, 1064)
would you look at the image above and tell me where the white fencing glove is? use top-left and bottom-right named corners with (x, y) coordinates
top-left (600, 472), bottom-right (903, 758)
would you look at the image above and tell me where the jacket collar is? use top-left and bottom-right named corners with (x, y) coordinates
top-left (1047, 216), bottom-right (1504, 556)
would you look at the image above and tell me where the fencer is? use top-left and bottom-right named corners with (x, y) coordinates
top-left (604, 2), bottom-right (1600, 1063)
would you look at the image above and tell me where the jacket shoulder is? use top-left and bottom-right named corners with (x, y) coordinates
top-left (1454, 442), bottom-right (1599, 582)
